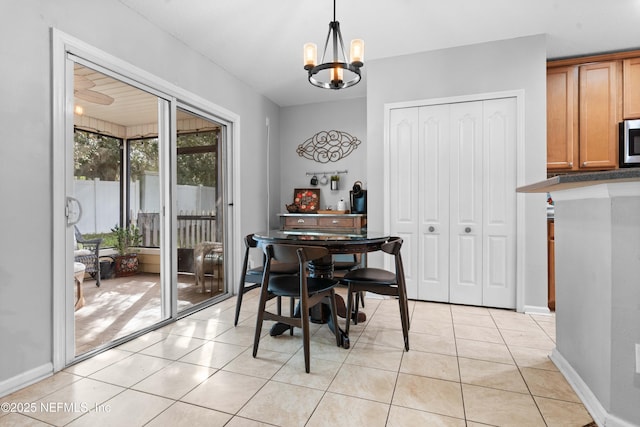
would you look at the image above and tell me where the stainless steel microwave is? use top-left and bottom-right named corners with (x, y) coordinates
top-left (620, 120), bottom-right (640, 167)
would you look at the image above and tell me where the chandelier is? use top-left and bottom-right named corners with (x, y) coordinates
top-left (303, 0), bottom-right (364, 89)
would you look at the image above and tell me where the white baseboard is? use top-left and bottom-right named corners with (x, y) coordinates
top-left (550, 349), bottom-right (637, 427)
top-left (0, 363), bottom-right (53, 398)
top-left (523, 304), bottom-right (551, 315)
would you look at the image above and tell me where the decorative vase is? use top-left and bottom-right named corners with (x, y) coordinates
top-left (115, 253), bottom-right (139, 277)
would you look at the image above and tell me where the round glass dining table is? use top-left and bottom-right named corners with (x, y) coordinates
top-left (253, 229), bottom-right (389, 276)
top-left (252, 229), bottom-right (390, 348)
top-left (253, 229), bottom-right (389, 253)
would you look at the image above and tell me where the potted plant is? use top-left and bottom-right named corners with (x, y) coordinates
top-left (330, 175), bottom-right (340, 190)
top-left (111, 223), bottom-right (142, 277)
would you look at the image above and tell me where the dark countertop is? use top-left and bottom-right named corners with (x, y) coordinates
top-left (516, 168), bottom-right (640, 193)
top-left (279, 213), bottom-right (366, 217)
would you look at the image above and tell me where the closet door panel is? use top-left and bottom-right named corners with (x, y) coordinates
top-left (482, 98), bottom-right (517, 308)
top-left (449, 101), bottom-right (483, 305)
top-left (389, 108), bottom-right (420, 298)
top-left (418, 104), bottom-right (450, 302)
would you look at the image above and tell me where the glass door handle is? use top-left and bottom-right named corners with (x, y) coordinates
top-left (66, 196), bottom-right (82, 226)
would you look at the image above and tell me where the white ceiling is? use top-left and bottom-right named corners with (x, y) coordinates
top-left (110, 0), bottom-right (640, 108)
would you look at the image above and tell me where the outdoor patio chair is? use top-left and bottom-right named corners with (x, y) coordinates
top-left (74, 226), bottom-right (102, 287)
top-left (194, 241), bottom-right (224, 293)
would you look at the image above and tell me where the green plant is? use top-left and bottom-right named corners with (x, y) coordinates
top-left (331, 175), bottom-right (340, 181)
top-left (111, 224), bottom-right (142, 256)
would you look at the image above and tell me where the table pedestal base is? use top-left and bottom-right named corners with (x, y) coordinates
top-left (307, 256), bottom-right (334, 279)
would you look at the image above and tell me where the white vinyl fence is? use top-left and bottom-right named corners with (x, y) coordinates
top-left (74, 177), bottom-right (217, 248)
top-left (74, 178), bottom-right (138, 234)
top-left (137, 212), bottom-right (218, 248)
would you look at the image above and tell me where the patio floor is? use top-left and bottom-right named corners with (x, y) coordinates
top-left (75, 272), bottom-right (222, 355)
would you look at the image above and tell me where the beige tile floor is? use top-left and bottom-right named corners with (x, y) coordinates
top-left (1, 289), bottom-right (595, 427)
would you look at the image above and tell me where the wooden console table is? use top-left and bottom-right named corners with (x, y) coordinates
top-left (279, 213), bottom-right (366, 231)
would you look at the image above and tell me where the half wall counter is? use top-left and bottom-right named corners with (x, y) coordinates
top-left (517, 169), bottom-right (640, 427)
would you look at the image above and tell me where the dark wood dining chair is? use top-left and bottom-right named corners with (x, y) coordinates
top-left (234, 234), bottom-right (298, 326)
top-left (340, 237), bottom-right (410, 351)
top-left (332, 253), bottom-right (366, 309)
top-left (253, 244), bottom-right (341, 373)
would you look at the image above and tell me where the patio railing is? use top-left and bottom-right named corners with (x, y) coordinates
top-left (137, 211), bottom-right (218, 248)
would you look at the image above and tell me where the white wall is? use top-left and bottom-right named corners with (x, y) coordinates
top-left (365, 35), bottom-right (549, 311)
top-left (279, 98), bottom-right (367, 225)
top-left (0, 1), bottom-right (279, 394)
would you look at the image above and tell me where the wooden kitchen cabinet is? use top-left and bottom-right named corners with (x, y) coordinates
top-left (548, 220), bottom-right (555, 311)
top-left (623, 57), bottom-right (640, 118)
top-left (579, 61), bottom-right (620, 169)
top-left (547, 66), bottom-right (578, 170)
top-left (280, 213), bottom-right (366, 231)
top-left (547, 60), bottom-right (621, 171)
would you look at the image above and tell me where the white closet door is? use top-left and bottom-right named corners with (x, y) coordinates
top-left (482, 98), bottom-right (517, 308)
top-left (388, 97), bottom-right (517, 309)
top-left (449, 101), bottom-right (484, 305)
top-left (418, 104), bottom-right (450, 302)
top-left (389, 108), bottom-right (419, 298)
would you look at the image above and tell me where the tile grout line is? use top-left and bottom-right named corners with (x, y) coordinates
top-left (492, 310), bottom-right (550, 426)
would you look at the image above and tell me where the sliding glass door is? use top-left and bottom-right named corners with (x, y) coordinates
top-left (71, 63), bottom-right (169, 356)
top-left (175, 109), bottom-right (227, 313)
top-left (67, 61), bottom-right (231, 361)
top-left (54, 31), bottom-right (237, 369)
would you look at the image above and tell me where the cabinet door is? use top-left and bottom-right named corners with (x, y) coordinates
top-left (623, 58), bottom-right (640, 119)
top-left (547, 66), bottom-right (578, 170)
top-left (579, 61), bottom-right (620, 169)
top-left (418, 104), bottom-right (450, 302)
top-left (547, 220), bottom-right (555, 311)
top-left (449, 101), bottom-right (483, 306)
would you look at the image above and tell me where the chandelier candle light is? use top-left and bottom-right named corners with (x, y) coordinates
top-left (303, 0), bottom-right (364, 89)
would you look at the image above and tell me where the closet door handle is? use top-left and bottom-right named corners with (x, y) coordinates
top-left (428, 226), bottom-right (435, 232)
top-left (465, 227), bottom-right (472, 233)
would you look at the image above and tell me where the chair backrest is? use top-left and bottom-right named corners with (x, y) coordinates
top-left (73, 225), bottom-right (102, 248)
top-left (240, 233), bottom-right (259, 276)
top-left (263, 244), bottom-right (330, 299)
top-left (245, 233), bottom-right (258, 249)
top-left (265, 244), bottom-right (329, 266)
top-left (381, 237), bottom-right (405, 283)
top-left (381, 236), bottom-right (402, 256)
top-left (74, 225), bottom-right (87, 244)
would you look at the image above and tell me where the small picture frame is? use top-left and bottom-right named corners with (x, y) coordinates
top-left (293, 188), bottom-right (320, 213)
